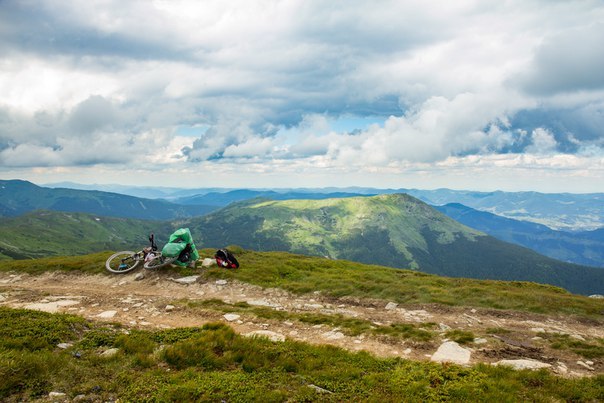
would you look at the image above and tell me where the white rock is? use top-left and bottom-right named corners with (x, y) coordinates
top-left (101, 348), bottom-right (119, 357)
top-left (165, 305), bottom-right (175, 312)
top-left (171, 276), bottom-right (199, 285)
top-left (438, 323), bottom-right (452, 332)
top-left (430, 341), bottom-right (472, 365)
top-left (97, 310), bottom-right (117, 319)
top-left (223, 313), bottom-right (241, 322)
top-left (134, 273), bottom-right (145, 281)
top-left (576, 361), bottom-right (594, 371)
top-left (530, 328), bottom-right (546, 333)
top-left (24, 300), bottom-right (80, 313)
top-left (571, 334), bottom-right (585, 341)
top-left (49, 391), bottom-right (67, 398)
top-left (495, 359), bottom-right (552, 370)
top-left (322, 331), bottom-right (345, 340)
top-left (248, 299), bottom-right (280, 308)
top-left (57, 343), bottom-right (72, 349)
top-left (202, 258), bottom-right (217, 267)
top-left (215, 279), bottom-right (228, 285)
top-left (474, 338), bottom-right (488, 344)
top-left (385, 302), bottom-right (398, 310)
top-left (244, 330), bottom-right (285, 342)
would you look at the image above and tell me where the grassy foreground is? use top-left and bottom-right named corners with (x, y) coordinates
top-left (1, 307), bottom-right (603, 402)
top-left (2, 248), bottom-right (603, 319)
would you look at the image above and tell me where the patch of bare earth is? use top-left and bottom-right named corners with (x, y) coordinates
top-left (0, 271), bottom-right (602, 377)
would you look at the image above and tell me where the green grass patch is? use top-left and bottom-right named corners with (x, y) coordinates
top-left (0, 307), bottom-right (603, 402)
top-left (539, 333), bottom-right (604, 359)
top-left (445, 330), bottom-right (476, 345)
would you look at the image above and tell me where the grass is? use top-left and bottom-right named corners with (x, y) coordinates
top-left (538, 333), bottom-right (604, 359)
top-left (1, 306), bottom-right (603, 402)
top-left (2, 248), bottom-right (603, 321)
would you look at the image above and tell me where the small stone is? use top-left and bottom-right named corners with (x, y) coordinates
top-left (49, 391), bottom-right (67, 398)
top-left (431, 341), bottom-right (472, 365)
top-left (495, 359), bottom-right (552, 370)
top-left (171, 276), bottom-right (199, 285)
top-left (165, 305), bottom-right (175, 312)
top-left (202, 258), bottom-right (217, 267)
top-left (134, 273), bottom-right (145, 281)
top-left (308, 384), bottom-right (333, 394)
top-left (385, 302), bottom-right (398, 310)
top-left (101, 348), bottom-right (119, 357)
top-left (474, 338), bottom-right (488, 344)
top-left (215, 279), bottom-right (228, 285)
top-left (322, 331), bottom-right (345, 340)
top-left (57, 343), bottom-right (72, 349)
top-left (244, 330), bottom-right (285, 342)
top-left (438, 323), bottom-right (451, 332)
top-left (97, 310), bottom-right (117, 319)
top-left (223, 313), bottom-right (241, 322)
top-left (577, 361), bottom-right (594, 371)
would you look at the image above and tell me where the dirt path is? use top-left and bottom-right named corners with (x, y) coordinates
top-left (1, 270), bottom-right (602, 377)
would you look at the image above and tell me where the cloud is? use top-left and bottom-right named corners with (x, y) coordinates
top-left (0, 0), bottom-right (603, 191)
top-left (517, 23), bottom-right (604, 96)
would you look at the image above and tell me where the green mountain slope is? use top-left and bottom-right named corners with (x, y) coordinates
top-left (189, 194), bottom-right (604, 295)
top-left (0, 179), bottom-right (216, 220)
top-left (0, 210), bottom-right (172, 259)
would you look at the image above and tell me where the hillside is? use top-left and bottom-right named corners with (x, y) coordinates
top-left (0, 179), bottom-right (216, 220)
top-left (188, 194), bottom-right (604, 295)
top-left (436, 203), bottom-right (604, 268)
top-left (0, 251), bottom-right (602, 401)
top-left (0, 210), bottom-right (172, 259)
top-left (174, 189), bottom-right (371, 206)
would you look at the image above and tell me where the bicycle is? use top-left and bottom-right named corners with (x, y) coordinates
top-left (143, 242), bottom-right (190, 270)
top-left (105, 233), bottom-right (174, 274)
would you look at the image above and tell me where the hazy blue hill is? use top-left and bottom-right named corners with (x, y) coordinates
top-left (0, 180), bottom-right (216, 220)
top-left (188, 194), bottom-right (604, 295)
top-left (0, 210), bottom-right (173, 259)
top-left (435, 203), bottom-right (604, 268)
top-left (403, 188), bottom-right (604, 231)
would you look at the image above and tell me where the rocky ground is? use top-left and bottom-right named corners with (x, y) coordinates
top-left (1, 270), bottom-right (602, 378)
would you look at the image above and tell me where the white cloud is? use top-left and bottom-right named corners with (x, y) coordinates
top-left (0, 0), bottom-right (603, 191)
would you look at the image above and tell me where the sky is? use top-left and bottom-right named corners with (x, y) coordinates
top-left (1, 0), bottom-right (603, 192)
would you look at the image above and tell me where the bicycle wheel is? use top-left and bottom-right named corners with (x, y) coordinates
top-left (143, 254), bottom-right (178, 270)
top-left (105, 251), bottom-right (142, 274)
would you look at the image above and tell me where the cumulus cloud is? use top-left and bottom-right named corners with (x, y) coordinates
top-left (0, 0), bottom-right (603, 190)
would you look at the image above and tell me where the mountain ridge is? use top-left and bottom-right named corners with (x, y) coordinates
top-left (188, 194), bottom-right (604, 295)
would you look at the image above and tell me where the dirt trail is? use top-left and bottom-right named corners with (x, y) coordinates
top-left (1, 270), bottom-right (602, 377)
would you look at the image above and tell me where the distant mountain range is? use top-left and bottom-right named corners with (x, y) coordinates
top-left (404, 189), bottom-right (604, 231)
top-left (186, 194), bottom-right (604, 295)
top-left (45, 181), bottom-right (604, 231)
top-left (0, 180), bottom-right (215, 220)
top-left (435, 203), bottom-right (604, 268)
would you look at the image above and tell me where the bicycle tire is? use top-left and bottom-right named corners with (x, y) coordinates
top-left (105, 251), bottom-right (142, 274)
top-left (143, 254), bottom-right (178, 270)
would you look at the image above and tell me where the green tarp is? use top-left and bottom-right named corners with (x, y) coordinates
top-left (162, 227), bottom-right (200, 266)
